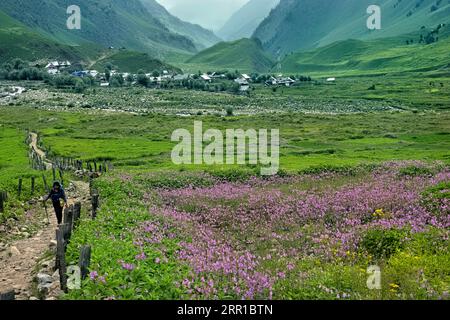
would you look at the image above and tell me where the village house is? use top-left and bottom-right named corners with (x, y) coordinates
top-left (173, 74), bottom-right (190, 81)
top-left (88, 70), bottom-right (99, 78)
top-left (200, 74), bottom-right (212, 82)
top-left (234, 76), bottom-right (250, 92)
top-left (71, 71), bottom-right (89, 77)
top-left (45, 60), bottom-right (71, 74)
top-left (148, 75), bottom-right (163, 84)
top-left (161, 70), bottom-right (173, 80)
top-left (265, 76), bottom-right (278, 86)
top-left (277, 76), bottom-right (296, 87)
top-left (210, 72), bottom-right (226, 79)
top-left (265, 75), bottom-right (296, 87)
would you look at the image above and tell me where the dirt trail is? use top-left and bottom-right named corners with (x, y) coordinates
top-left (0, 212), bottom-right (58, 299)
top-left (29, 132), bottom-right (52, 170)
top-left (0, 133), bottom-right (90, 300)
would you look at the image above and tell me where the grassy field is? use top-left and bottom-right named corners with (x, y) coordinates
top-left (1, 102), bottom-right (449, 173)
top-left (0, 74), bottom-right (449, 300)
top-left (0, 126), bottom-right (57, 222)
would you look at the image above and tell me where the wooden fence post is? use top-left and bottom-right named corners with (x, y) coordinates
top-left (79, 246), bottom-right (91, 280)
top-left (31, 176), bottom-right (35, 195)
top-left (91, 192), bottom-right (99, 220)
top-left (42, 174), bottom-right (49, 193)
top-left (63, 206), bottom-right (74, 239)
top-left (0, 191), bottom-right (5, 213)
top-left (89, 177), bottom-right (93, 196)
top-left (59, 169), bottom-right (64, 186)
top-left (56, 227), bottom-right (68, 293)
top-left (73, 202), bottom-right (81, 229)
top-left (18, 178), bottom-right (22, 197)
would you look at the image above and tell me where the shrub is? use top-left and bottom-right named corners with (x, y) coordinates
top-left (399, 165), bottom-right (434, 177)
top-left (360, 228), bottom-right (407, 259)
top-left (74, 79), bottom-right (87, 93)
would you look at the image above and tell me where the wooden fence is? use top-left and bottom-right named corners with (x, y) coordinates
top-left (55, 191), bottom-right (99, 292)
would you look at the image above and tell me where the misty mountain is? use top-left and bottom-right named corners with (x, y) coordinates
top-left (156, 0), bottom-right (249, 31)
top-left (218, 0), bottom-right (280, 41)
top-left (253, 0), bottom-right (450, 56)
top-left (0, 0), bottom-right (198, 57)
top-left (139, 0), bottom-right (221, 50)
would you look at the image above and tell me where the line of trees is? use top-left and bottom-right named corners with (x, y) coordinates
top-left (0, 59), bottom-right (48, 81)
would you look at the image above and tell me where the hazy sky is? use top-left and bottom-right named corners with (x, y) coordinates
top-left (156, 0), bottom-right (250, 31)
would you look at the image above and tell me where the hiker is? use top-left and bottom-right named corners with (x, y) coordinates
top-left (42, 181), bottom-right (68, 224)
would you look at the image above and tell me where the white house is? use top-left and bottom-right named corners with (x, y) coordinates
top-left (234, 77), bottom-right (249, 86)
top-left (88, 70), bottom-right (99, 77)
top-left (45, 61), bottom-right (59, 69)
top-left (45, 60), bottom-right (72, 75)
top-left (173, 74), bottom-right (190, 81)
top-left (60, 61), bottom-right (71, 68)
top-left (326, 77), bottom-right (336, 82)
top-left (200, 74), bottom-right (212, 82)
top-left (211, 72), bottom-right (226, 79)
top-left (47, 68), bottom-right (59, 75)
top-left (241, 74), bottom-right (251, 81)
top-left (149, 76), bottom-right (162, 83)
top-left (277, 77), bottom-right (296, 87)
top-left (265, 76), bottom-right (278, 86)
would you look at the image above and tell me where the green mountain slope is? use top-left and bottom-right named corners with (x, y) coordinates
top-left (0, 0), bottom-right (197, 57)
top-left (0, 10), bottom-right (101, 63)
top-left (186, 38), bottom-right (275, 73)
top-left (139, 0), bottom-right (221, 50)
top-left (217, 0), bottom-right (279, 41)
top-left (254, 0), bottom-right (450, 55)
top-left (280, 24), bottom-right (450, 76)
top-left (91, 50), bottom-right (182, 73)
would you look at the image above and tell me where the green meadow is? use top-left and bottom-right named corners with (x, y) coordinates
top-left (1, 73), bottom-right (449, 179)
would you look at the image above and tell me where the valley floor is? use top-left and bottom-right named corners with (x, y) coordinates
top-left (0, 75), bottom-right (449, 299)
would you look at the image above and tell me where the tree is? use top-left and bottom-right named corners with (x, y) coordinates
top-left (105, 62), bottom-right (113, 71)
top-left (152, 70), bottom-right (160, 77)
top-left (12, 58), bottom-right (27, 70)
top-left (126, 74), bottom-right (134, 84)
top-left (74, 78), bottom-right (86, 93)
top-left (231, 82), bottom-right (240, 94)
top-left (105, 69), bottom-right (111, 81)
top-left (109, 74), bottom-right (123, 87)
top-left (137, 73), bottom-right (149, 87)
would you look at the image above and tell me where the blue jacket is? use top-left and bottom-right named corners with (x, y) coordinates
top-left (46, 187), bottom-right (67, 204)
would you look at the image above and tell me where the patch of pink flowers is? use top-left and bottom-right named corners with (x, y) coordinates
top-left (141, 161), bottom-right (449, 299)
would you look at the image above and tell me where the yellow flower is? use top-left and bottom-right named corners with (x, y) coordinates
top-left (389, 283), bottom-right (400, 290)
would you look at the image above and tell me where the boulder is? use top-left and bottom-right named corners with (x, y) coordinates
top-left (35, 273), bottom-right (53, 286)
